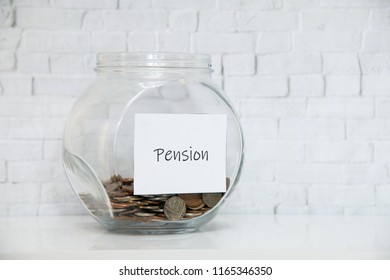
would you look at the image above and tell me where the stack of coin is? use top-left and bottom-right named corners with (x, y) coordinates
top-left (101, 175), bottom-right (230, 222)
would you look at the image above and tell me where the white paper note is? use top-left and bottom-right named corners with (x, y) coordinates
top-left (134, 114), bottom-right (227, 195)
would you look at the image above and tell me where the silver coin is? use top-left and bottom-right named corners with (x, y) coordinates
top-left (134, 211), bottom-right (156, 217)
top-left (202, 193), bottom-right (223, 208)
top-left (164, 196), bottom-right (186, 221)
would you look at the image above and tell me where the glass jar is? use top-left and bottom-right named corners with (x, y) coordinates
top-left (63, 53), bottom-right (244, 234)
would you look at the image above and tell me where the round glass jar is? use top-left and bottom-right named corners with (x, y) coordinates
top-left (63, 53), bottom-right (244, 233)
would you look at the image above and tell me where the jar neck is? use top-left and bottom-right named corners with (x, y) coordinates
top-left (96, 67), bottom-right (213, 80)
top-left (95, 52), bottom-right (213, 80)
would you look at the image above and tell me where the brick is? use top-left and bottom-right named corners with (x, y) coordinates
top-left (45, 96), bottom-right (76, 117)
top-left (0, 28), bottom-right (21, 50)
top-left (168, 11), bottom-right (197, 31)
top-left (307, 97), bottom-right (374, 118)
top-left (376, 98), bottom-right (390, 118)
top-left (152, 0), bottom-right (217, 9)
top-left (8, 160), bottom-right (66, 183)
top-left (52, 0), bottom-right (117, 8)
top-left (345, 206), bottom-right (390, 215)
top-left (237, 11), bottom-right (298, 31)
top-left (9, 118), bottom-right (66, 139)
top-left (240, 98), bottom-right (306, 118)
top-left (0, 73), bottom-right (32, 95)
top-left (0, 96), bottom-right (44, 117)
top-left (234, 184), bottom-right (278, 206)
top-left (320, 0), bottom-right (390, 8)
top-left (290, 75), bottom-right (324, 96)
top-left (44, 140), bottom-right (62, 160)
top-left (276, 185), bottom-right (306, 205)
top-left (370, 10), bottom-right (390, 29)
top-left (374, 142), bottom-right (390, 162)
top-left (278, 163), bottom-right (344, 184)
top-left (360, 54), bottom-right (390, 74)
top-left (363, 31), bottom-right (390, 52)
top-left (20, 31), bottom-right (91, 53)
top-left (245, 142), bottom-right (305, 162)
top-left (18, 53), bottom-right (49, 73)
top-left (0, 183), bottom-right (41, 204)
top-left (0, 140), bottom-right (43, 160)
top-left (257, 54), bottom-right (321, 74)
top-left (13, 0), bottom-right (49, 6)
top-left (82, 11), bottom-right (104, 30)
top-left (362, 76), bottom-right (390, 96)
top-left (307, 142), bottom-right (372, 162)
top-left (158, 32), bottom-right (191, 52)
top-left (92, 31), bottom-right (127, 52)
top-left (281, 120), bottom-right (345, 141)
top-left (223, 54), bottom-right (255, 76)
top-left (346, 164), bottom-right (389, 184)
top-left (240, 161), bottom-right (275, 182)
top-left (50, 54), bottom-right (86, 75)
top-left (16, 7), bottom-right (83, 30)
top-left (38, 202), bottom-right (85, 215)
top-left (199, 11), bottom-right (235, 32)
top-left (0, 5), bottom-right (13, 27)
top-left (105, 10), bottom-right (167, 30)
top-left (34, 77), bottom-right (94, 96)
top-left (219, 0), bottom-right (282, 9)
top-left (41, 182), bottom-right (77, 203)
top-left (276, 205), bottom-right (308, 214)
top-left (0, 161), bottom-right (5, 182)
top-left (0, 183), bottom-right (40, 203)
top-left (326, 75), bottom-right (360, 96)
top-left (0, 51), bottom-right (15, 70)
top-left (294, 31), bottom-right (361, 51)
top-left (241, 119), bottom-right (278, 141)
top-left (308, 206), bottom-right (344, 215)
top-left (302, 10), bottom-right (368, 30)
top-left (323, 53), bottom-right (360, 74)
top-left (128, 32), bottom-right (158, 51)
top-left (376, 185), bottom-right (390, 206)
top-left (308, 185), bottom-right (375, 206)
top-left (0, 119), bottom-right (9, 139)
top-left (193, 33), bottom-right (254, 53)
top-left (224, 76), bottom-right (288, 98)
top-left (119, 0), bottom-right (152, 8)
top-left (348, 120), bottom-right (390, 140)
top-left (8, 203), bottom-right (39, 216)
top-left (256, 32), bottom-right (291, 53)
top-left (284, 0), bottom-right (320, 9)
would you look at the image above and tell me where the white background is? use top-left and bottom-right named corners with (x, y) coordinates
top-left (1, 0), bottom-right (390, 216)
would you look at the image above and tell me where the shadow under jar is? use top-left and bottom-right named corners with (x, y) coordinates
top-left (63, 53), bottom-right (244, 234)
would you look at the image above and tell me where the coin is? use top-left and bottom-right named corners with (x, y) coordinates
top-left (164, 196), bottom-right (186, 221)
top-left (104, 181), bottom-right (122, 193)
top-left (202, 193), bottom-right (223, 208)
top-left (139, 205), bottom-right (160, 210)
top-left (134, 211), bottom-right (156, 217)
top-left (184, 211), bottom-right (203, 218)
top-left (121, 185), bottom-right (134, 193)
top-left (151, 216), bottom-right (168, 221)
top-left (119, 177), bottom-right (133, 184)
top-left (178, 193), bottom-right (203, 208)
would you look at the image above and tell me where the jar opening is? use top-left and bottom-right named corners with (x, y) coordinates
top-left (96, 52), bottom-right (212, 70)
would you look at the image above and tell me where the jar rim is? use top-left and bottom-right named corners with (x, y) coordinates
top-left (96, 52), bottom-right (212, 70)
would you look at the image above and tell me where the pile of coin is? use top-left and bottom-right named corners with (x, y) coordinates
top-left (100, 175), bottom-right (229, 222)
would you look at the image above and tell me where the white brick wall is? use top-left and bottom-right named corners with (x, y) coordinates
top-left (1, 0), bottom-right (390, 216)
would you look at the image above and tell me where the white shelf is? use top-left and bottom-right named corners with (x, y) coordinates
top-left (1, 215), bottom-right (389, 259)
